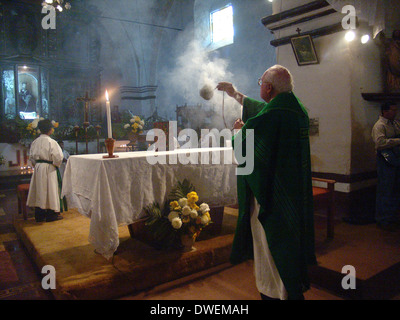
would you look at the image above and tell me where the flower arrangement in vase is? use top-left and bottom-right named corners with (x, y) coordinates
top-left (144, 179), bottom-right (212, 251)
top-left (19, 116), bottom-right (59, 147)
top-left (123, 115), bottom-right (144, 148)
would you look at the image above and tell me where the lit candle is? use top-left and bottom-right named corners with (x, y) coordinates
top-left (105, 90), bottom-right (112, 139)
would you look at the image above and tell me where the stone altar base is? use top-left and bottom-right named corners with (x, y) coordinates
top-left (13, 209), bottom-right (236, 300)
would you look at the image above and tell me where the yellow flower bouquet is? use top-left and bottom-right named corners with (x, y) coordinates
top-left (124, 115), bottom-right (144, 134)
top-left (144, 179), bottom-right (212, 250)
top-left (19, 116), bottom-right (59, 147)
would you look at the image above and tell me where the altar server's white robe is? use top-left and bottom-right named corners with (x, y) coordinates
top-left (27, 134), bottom-right (64, 212)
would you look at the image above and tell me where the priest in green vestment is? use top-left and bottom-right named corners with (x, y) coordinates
top-left (217, 65), bottom-right (316, 300)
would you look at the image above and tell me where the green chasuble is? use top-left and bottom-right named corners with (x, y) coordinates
top-left (231, 92), bottom-right (317, 300)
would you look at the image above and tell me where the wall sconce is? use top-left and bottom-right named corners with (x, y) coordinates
top-left (345, 26), bottom-right (371, 44)
top-left (361, 34), bottom-right (370, 44)
top-left (345, 30), bottom-right (356, 42)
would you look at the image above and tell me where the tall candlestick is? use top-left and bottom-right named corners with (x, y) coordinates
top-left (105, 90), bottom-right (112, 139)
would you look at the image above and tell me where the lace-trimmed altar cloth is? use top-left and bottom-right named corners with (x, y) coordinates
top-left (61, 148), bottom-right (238, 259)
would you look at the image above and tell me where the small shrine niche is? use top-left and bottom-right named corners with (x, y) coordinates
top-left (2, 64), bottom-right (50, 120)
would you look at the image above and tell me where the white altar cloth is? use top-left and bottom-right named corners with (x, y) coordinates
top-left (61, 147), bottom-right (238, 259)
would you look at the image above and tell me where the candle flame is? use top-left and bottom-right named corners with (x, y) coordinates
top-left (105, 90), bottom-right (109, 101)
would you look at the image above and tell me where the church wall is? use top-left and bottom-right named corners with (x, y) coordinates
top-left (349, 35), bottom-right (383, 177)
top-left (277, 31), bottom-right (353, 178)
top-left (91, 0), bottom-right (194, 119)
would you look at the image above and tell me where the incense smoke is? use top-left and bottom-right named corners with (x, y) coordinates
top-left (160, 39), bottom-right (242, 130)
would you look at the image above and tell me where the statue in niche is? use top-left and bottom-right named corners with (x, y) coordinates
top-left (19, 82), bottom-right (36, 113)
top-left (379, 30), bottom-right (400, 93)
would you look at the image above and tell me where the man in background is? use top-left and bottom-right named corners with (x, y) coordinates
top-left (371, 102), bottom-right (400, 231)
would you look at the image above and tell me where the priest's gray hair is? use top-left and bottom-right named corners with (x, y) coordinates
top-left (263, 65), bottom-right (294, 93)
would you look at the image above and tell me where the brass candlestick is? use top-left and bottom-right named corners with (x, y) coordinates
top-left (103, 138), bottom-right (118, 158)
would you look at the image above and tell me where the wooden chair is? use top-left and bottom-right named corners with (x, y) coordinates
top-left (17, 183), bottom-right (30, 220)
top-left (312, 177), bottom-right (336, 239)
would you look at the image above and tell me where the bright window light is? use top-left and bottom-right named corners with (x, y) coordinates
top-left (210, 4), bottom-right (234, 45)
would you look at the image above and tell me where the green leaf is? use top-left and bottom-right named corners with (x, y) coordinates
top-left (140, 179), bottom-right (207, 250)
top-left (168, 179), bottom-right (195, 201)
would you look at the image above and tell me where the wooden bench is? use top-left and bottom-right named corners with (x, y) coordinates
top-left (312, 177), bottom-right (336, 239)
top-left (17, 183), bottom-right (30, 220)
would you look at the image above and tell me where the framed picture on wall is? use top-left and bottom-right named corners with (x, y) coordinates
top-left (290, 35), bottom-right (319, 66)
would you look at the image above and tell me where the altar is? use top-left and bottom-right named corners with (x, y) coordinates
top-left (61, 147), bottom-right (238, 259)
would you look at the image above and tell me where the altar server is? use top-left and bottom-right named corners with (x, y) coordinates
top-left (217, 65), bottom-right (316, 300)
top-left (27, 119), bottom-right (64, 222)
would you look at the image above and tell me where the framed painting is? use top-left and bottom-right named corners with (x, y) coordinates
top-left (290, 35), bottom-right (319, 66)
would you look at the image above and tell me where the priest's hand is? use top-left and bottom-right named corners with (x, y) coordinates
top-left (233, 118), bottom-right (245, 130)
top-left (217, 82), bottom-right (245, 105)
top-left (216, 82), bottom-right (237, 97)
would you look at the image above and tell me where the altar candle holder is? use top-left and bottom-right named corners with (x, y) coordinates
top-left (103, 138), bottom-right (118, 158)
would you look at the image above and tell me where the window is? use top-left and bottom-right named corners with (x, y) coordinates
top-left (210, 4), bottom-right (234, 48)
